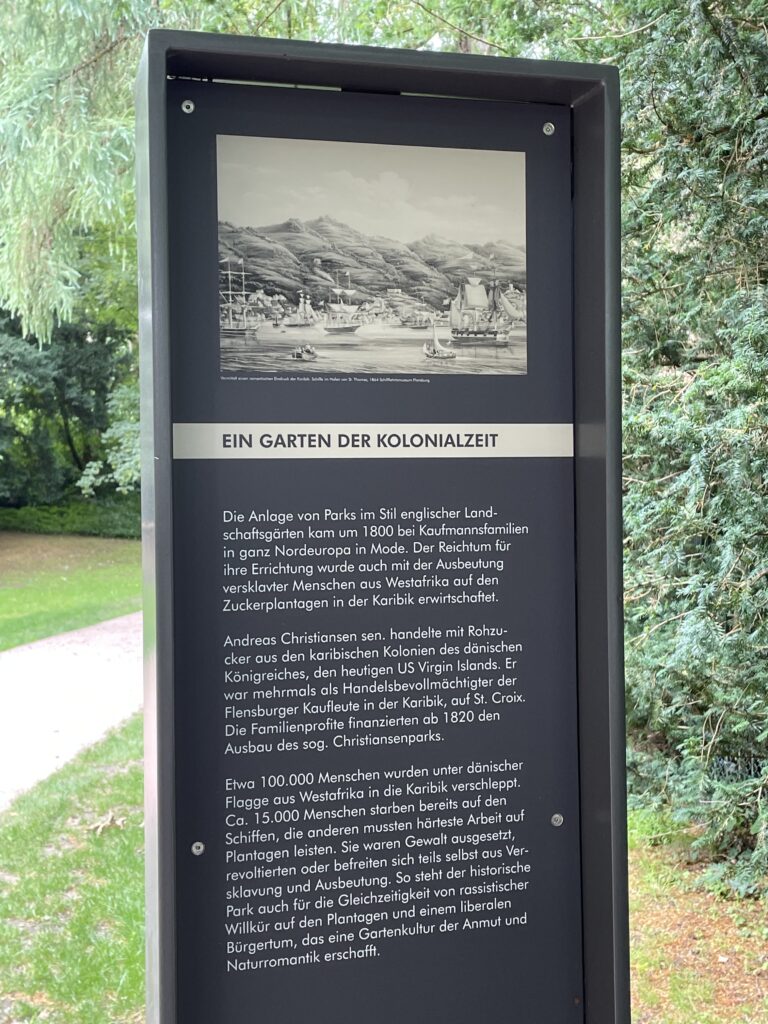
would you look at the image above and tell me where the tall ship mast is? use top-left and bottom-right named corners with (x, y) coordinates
top-left (324, 272), bottom-right (360, 335)
top-left (284, 290), bottom-right (320, 328)
top-left (449, 274), bottom-right (508, 346)
top-left (219, 257), bottom-right (260, 342)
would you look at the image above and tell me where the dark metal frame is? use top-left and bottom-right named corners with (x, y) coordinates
top-left (137, 29), bottom-right (627, 1024)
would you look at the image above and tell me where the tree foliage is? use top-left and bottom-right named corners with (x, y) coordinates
top-left (78, 378), bottom-right (140, 495)
top-left (0, 315), bottom-right (135, 505)
top-left (0, 1), bottom-right (149, 340)
top-left (614, 3), bottom-right (768, 894)
top-left (0, 0), bottom-right (766, 890)
top-left (0, 0), bottom-right (336, 339)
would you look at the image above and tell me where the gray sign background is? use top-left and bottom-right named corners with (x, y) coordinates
top-left (166, 79), bottom-right (580, 1023)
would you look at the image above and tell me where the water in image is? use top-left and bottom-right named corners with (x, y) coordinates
top-left (220, 323), bottom-right (527, 377)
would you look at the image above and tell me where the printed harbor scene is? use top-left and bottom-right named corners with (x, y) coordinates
top-left (217, 135), bottom-right (527, 376)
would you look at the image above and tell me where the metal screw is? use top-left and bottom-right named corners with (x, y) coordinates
top-left (191, 841), bottom-right (205, 855)
top-left (181, 99), bottom-right (195, 114)
top-left (551, 813), bottom-right (564, 827)
top-left (542, 122), bottom-right (555, 136)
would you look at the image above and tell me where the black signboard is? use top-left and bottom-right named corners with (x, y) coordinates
top-left (137, 30), bottom-right (628, 1024)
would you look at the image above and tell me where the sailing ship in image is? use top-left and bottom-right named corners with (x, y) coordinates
top-left (324, 274), bottom-right (361, 335)
top-left (284, 290), bottom-right (320, 328)
top-left (423, 321), bottom-right (455, 361)
top-left (450, 274), bottom-right (513, 346)
top-left (219, 258), bottom-right (260, 343)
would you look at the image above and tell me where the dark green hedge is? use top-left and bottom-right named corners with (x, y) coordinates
top-left (0, 493), bottom-right (140, 539)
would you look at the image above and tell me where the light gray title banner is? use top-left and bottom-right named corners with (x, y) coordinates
top-left (172, 423), bottom-right (574, 459)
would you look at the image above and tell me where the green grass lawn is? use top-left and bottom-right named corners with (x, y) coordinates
top-left (0, 716), bottom-right (144, 1024)
top-left (1, 720), bottom-right (766, 1024)
top-left (628, 810), bottom-right (768, 1024)
top-left (0, 533), bottom-right (142, 651)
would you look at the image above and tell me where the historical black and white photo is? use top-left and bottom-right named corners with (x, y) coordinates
top-left (217, 134), bottom-right (527, 375)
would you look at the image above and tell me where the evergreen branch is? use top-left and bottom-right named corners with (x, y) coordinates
top-left (649, 80), bottom-right (681, 135)
top-left (700, 0), bottom-right (754, 94)
top-left (630, 610), bottom-right (689, 644)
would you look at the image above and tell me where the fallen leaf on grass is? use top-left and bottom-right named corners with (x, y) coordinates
top-left (87, 810), bottom-right (126, 835)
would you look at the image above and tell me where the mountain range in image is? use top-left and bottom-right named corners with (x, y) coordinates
top-left (218, 215), bottom-right (526, 309)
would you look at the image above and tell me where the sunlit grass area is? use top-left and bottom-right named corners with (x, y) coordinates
top-left (0, 533), bottom-right (141, 651)
top-left (0, 716), bottom-right (144, 1024)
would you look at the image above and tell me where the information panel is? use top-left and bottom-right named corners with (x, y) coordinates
top-left (138, 31), bottom-right (628, 1024)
